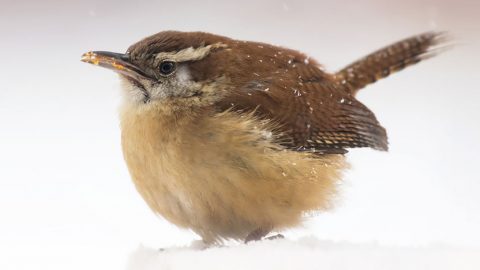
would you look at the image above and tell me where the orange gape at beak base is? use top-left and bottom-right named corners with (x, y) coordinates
top-left (81, 51), bottom-right (150, 80)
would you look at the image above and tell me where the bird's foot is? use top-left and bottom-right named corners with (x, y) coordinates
top-left (265, 233), bottom-right (284, 241)
top-left (245, 228), bottom-right (270, 243)
top-left (245, 227), bottom-right (283, 243)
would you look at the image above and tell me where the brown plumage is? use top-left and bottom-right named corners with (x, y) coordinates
top-left (81, 31), bottom-right (446, 244)
top-left (335, 32), bottom-right (448, 95)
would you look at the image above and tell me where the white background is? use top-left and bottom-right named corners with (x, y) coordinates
top-left (1, 0), bottom-right (479, 269)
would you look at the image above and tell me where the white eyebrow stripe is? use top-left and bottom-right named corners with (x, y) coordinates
top-left (154, 42), bottom-right (227, 62)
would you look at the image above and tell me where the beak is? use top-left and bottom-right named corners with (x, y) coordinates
top-left (81, 51), bottom-right (149, 80)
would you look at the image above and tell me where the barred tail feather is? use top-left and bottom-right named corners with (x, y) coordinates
top-left (335, 32), bottom-right (451, 95)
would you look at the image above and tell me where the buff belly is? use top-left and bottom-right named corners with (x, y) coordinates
top-left (120, 105), bottom-right (346, 243)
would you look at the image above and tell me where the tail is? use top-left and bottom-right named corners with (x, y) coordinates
top-left (335, 32), bottom-right (451, 95)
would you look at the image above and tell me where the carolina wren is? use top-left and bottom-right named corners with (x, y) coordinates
top-left (81, 31), bottom-right (446, 244)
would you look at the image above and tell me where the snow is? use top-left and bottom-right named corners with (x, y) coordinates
top-left (2, 1), bottom-right (480, 270)
top-left (127, 237), bottom-right (480, 270)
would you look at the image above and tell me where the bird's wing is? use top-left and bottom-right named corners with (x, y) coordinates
top-left (215, 62), bottom-right (388, 154)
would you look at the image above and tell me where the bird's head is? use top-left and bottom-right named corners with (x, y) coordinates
top-left (82, 31), bottom-right (237, 108)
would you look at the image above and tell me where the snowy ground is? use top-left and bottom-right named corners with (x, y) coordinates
top-left (127, 237), bottom-right (480, 270)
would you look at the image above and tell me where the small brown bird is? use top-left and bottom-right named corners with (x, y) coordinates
top-left (81, 31), bottom-right (447, 244)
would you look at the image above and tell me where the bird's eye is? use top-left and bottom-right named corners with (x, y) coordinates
top-left (159, 61), bottom-right (176, 76)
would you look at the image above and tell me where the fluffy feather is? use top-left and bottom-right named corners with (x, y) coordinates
top-left (120, 103), bottom-right (346, 244)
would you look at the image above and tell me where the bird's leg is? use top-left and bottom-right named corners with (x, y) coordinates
top-left (245, 227), bottom-right (271, 243)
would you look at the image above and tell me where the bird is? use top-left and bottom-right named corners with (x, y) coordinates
top-left (81, 31), bottom-right (448, 245)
